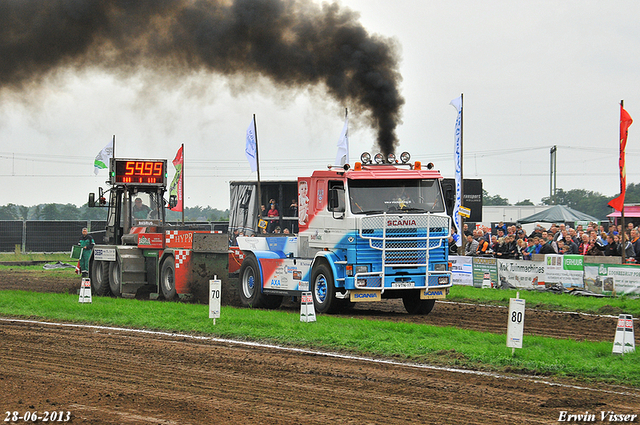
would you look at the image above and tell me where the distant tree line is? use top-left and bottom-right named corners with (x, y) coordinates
top-left (483, 183), bottom-right (640, 220)
top-left (0, 203), bottom-right (229, 222)
top-left (8, 183), bottom-right (640, 222)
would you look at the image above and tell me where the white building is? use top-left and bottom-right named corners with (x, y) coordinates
top-left (481, 205), bottom-right (551, 224)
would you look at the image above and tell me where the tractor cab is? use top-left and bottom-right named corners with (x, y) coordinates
top-left (88, 158), bottom-right (171, 245)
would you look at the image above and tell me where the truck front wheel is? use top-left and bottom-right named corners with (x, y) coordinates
top-left (402, 292), bottom-right (436, 315)
top-left (311, 263), bottom-right (337, 314)
top-left (161, 257), bottom-right (177, 300)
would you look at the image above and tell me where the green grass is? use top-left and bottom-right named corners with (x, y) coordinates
top-left (0, 252), bottom-right (72, 263)
top-left (2, 253), bottom-right (639, 315)
top-left (0, 290), bottom-right (639, 387)
top-left (449, 285), bottom-right (640, 316)
top-left (0, 264), bottom-right (76, 272)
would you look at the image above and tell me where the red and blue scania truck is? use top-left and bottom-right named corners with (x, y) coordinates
top-left (230, 152), bottom-right (452, 314)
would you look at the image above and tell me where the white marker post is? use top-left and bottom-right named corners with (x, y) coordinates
top-left (79, 278), bottom-right (92, 303)
top-left (507, 292), bottom-right (525, 355)
top-left (613, 314), bottom-right (635, 355)
top-left (300, 292), bottom-right (316, 322)
top-left (209, 276), bottom-right (222, 325)
top-left (482, 272), bottom-right (492, 289)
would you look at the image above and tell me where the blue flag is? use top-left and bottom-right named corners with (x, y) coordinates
top-left (245, 117), bottom-right (257, 172)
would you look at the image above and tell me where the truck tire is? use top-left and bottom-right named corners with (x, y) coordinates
top-left (108, 261), bottom-right (122, 297)
top-left (402, 291), bottom-right (436, 315)
top-left (161, 257), bottom-right (177, 300)
top-left (90, 260), bottom-right (111, 296)
top-left (239, 255), bottom-right (282, 309)
top-left (311, 263), bottom-right (337, 314)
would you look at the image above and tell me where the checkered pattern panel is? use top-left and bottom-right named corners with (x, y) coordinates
top-left (165, 230), bottom-right (179, 244)
top-left (174, 250), bottom-right (190, 269)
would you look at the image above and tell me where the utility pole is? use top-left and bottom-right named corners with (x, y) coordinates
top-left (549, 145), bottom-right (557, 204)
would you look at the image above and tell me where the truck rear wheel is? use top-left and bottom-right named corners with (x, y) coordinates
top-left (239, 255), bottom-right (282, 309)
top-left (311, 263), bottom-right (337, 314)
top-left (108, 261), bottom-right (122, 297)
top-left (90, 260), bottom-right (111, 296)
top-left (402, 291), bottom-right (436, 315)
top-left (161, 257), bottom-right (177, 300)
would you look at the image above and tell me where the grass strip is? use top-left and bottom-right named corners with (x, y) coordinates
top-left (1, 290), bottom-right (638, 387)
top-left (0, 253), bottom-right (72, 262)
top-left (449, 285), bottom-right (640, 317)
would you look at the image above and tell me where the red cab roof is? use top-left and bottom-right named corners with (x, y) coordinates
top-left (310, 165), bottom-right (444, 180)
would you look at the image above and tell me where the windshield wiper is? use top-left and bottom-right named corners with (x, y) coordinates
top-left (361, 210), bottom-right (385, 215)
top-left (396, 207), bottom-right (427, 212)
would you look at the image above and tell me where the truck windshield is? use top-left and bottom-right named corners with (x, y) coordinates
top-left (348, 179), bottom-right (445, 214)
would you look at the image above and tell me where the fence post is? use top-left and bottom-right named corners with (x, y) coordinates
top-left (22, 220), bottom-right (26, 254)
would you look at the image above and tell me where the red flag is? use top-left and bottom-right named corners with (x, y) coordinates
top-left (169, 146), bottom-right (184, 212)
top-left (608, 105), bottom-right (633, 212)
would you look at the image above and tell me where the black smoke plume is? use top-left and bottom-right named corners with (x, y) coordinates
top-left (0, 0), bottom-right (404, 155)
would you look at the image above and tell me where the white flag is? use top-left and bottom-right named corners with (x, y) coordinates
top-left (93, 139), bottom-right (113, 175)
top-left (450, 96), bottom-right (463, 246)
top-left (245, 117), bottom-right (257, 172)
top-left (450, 96), bottom-right (462, 113)
top-left (335, 115), bottom-right (349, 166)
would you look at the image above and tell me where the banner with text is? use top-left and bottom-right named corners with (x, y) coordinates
top-left (472, 257), bottom-right (498, 288)
top-left (583, 263), bottom-right (640, 295)
top-left (450, 256), bottom-right (473, 286)
top-left (497, 259), bottom-right (546, 289)
top-left (544, 254), bottom-right (584, 288)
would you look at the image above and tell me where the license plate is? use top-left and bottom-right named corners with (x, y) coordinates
top-left (391, 281), bottom-right (415, 288)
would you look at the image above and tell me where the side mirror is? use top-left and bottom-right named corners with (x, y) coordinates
top-left (88, 193), bottom-right (96, 208)
top-left (168, 195), bottom-right (178, 209)
top-left (98, 187), bottom-right (107, 206)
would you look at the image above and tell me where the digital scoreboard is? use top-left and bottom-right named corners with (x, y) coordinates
top-left (110, 159), bottom-right (167, 186)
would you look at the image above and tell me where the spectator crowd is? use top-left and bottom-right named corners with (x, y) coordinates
top-left (450, 221), bottom-right (640, 262)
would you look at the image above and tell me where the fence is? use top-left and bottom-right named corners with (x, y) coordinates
top-left (449, 254), bottom-right (640, 296)
top-left (0, 220), bottom-right (229, 253)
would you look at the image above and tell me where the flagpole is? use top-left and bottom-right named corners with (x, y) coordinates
top-left (181, 143), bottom-right (185, 225)
top-left (620, 100), bottom-right (626, 264)
top-left (254, 114), bottom-right (262, 233)
top-left (459, 93), bottom-right (465, 255)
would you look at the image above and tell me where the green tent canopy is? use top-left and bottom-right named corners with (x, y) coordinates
top-left (517, 205), bottom-right (598, 224)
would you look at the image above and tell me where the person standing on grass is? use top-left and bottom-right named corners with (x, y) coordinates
top-left (78, 228), bottom-right (94, 278)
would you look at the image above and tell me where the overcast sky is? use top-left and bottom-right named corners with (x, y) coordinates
top-left (1, 0), bottom-right (639, 212)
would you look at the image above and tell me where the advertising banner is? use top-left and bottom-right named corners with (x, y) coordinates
top-left (472, 257), bottom-right (498, 288)
top-left (497, 259), bottom-right (545, 289)
top-left (583, 263), bottom-right (640, 295)
top-left (450, 256), bottom-right (473, 286)
top-left (544, 254), bottom-right (584, 288)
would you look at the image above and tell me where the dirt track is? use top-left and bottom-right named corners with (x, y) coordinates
top-left (1, 270), bottom-right (639, 424)
top-left (2, 319), bottom-right (640, 424)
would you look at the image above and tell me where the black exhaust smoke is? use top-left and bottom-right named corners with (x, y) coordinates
top-left (0, 0), bottom-right (404, 155)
